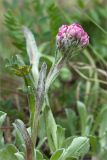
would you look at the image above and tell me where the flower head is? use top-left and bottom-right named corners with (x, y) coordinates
top-left (56, 23), bottom-right (89, 54)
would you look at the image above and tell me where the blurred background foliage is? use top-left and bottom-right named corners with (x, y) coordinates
top-left (0, 0), bottom-right (107, 158)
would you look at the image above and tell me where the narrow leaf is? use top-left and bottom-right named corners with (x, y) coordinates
top-left (77, 101), bottom-right (87, 136)
top-left (31, 63), bottom-right (47, 147)
top-left (45, 106), bottom-right (58, 151)
top-left (57, 125), bottom-right (65, 148)
top-left (36, 62), bottom-right (47, 110)
top-left (23, 26), bottom-right (40, 83)
top-left (15, 119), bottom-right (33, 160)
top-left (65, 109), bottom-right (77, 135)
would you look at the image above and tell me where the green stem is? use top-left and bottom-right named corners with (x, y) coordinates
top-left (23, 76), bottom-right (35, 128)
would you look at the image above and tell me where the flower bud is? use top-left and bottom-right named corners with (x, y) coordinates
top-left (56, 23), bottom-right (89, 54)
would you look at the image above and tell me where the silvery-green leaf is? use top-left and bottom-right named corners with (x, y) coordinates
top-left (13, 123), bottom-right (25, 152)
top-left (36, 62), bottom-right (47, 110)
top-left (0, 111), bottom-right (7, 148)
top-left (23, 26), bottom-right (40, 84)
top-left (31, 63), bottom-right (47, 147)
top-left (59, 137), bottom-right (90, 160)
top-left (15, 152), bottom-right (25, 160)
top-left (0, 111), bottom-right (7, 128)
top-left (15, 119), bottom-right (33, 160)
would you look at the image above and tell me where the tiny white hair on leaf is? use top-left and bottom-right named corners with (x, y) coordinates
top-left (23, 26), bottom-right (40, 84)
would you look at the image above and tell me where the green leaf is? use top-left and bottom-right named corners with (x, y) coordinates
top-left (62, 136), bottom-right (75, 149)
top-left (99, 105), bottom-right (107, 153)
top-left (15, 152), bottom-right (25, 160)
top-left (45, 105), bottom-right (57, 151)
top-left (89, 135), bottom-right (97, 153)
top-left (99, 105), bottom-right (107, 136)
top-left (0, 111), bottom-right (7, 126)
top-left (65, 109), bottom-right (77, 136)
top-left (37, 114), bottom-right (46, 149)
top-left (77, 101), bottom-right (87, 136)
top-left (13, 122), bottom-right (25, 152)
top-left (50, 149), bottom-right (64, 160)
top-left (59, 137), bottom-right (90, 160)
top-left (56, 125), bottom-right (65, 148)
top-left (0, 111), bottom-right (7, 148)
top-left (85, 115), bottom-right (93, 136)
top-left (0, 144), bottom-right (18, 160)
top-left (14, 119), bottom-right (33, 160)
top-left (35, 150), bottom-right (44, 160)
top-left (92, 105), bottom-right (107, 134)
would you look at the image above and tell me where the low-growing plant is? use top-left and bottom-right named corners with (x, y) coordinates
top-left (0, 23), bottom-right (90, 160)
top-left (1, 1), bottom-right (107, 160)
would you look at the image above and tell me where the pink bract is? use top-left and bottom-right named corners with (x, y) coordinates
top-left (56, 23), bottom-right (89, 52)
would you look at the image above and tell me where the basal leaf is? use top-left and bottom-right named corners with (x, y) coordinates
top-left (0, 144), bottom-right (18, 160)
top-left (59, 137), bottom-right (90, 160)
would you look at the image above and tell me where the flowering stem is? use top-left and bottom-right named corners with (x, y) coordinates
top-left (45, 56), bottom-right (66, 92)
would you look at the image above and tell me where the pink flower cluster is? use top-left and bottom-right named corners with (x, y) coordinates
top-left (56, 23), bottom-right (89, 53)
